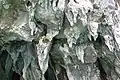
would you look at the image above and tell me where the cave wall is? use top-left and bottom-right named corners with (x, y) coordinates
top-left (0, 0), bottom-right (120, 80)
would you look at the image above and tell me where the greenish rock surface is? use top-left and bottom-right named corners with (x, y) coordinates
top-left (0, 0), bottom-right (120, 80)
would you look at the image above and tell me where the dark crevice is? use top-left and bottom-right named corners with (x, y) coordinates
top-left (33, 17), bottom-right (47, 36)
top-left (0, 50), bottom-right (13, 80)
top-left (93, 33), bottom-right (105, 52)
top-left (32, 39), bottom-right (39, 44)
top-left (57, 66), bottom-right (69, 80)
top-left (12, 71), bottom-right (20, 80)
top-left (44, 63), bottom-right (57, 80)
top-left (52, 37), bottom-right (67, 47)
top-left (62, 11), bottom-right (66, 27)
top-left (15, 53), bottom-right (24, 75)
top-left (96, 57), bottom-right (108, 80)
top-left (101, 13), bottom-right (106, 19)
top-left (8, 40), bottom-right (27, 45)
top-left (68, 0), bottom-right (70, 3)
top-left (96, 33), bottom-right (105, 45)
top-left (50, 0), bottom-right (53, 6)
top-left (46, 37), bottom-right (69, 80)
top-left (91, 35), bottom-right (95, 41)
top-left (43, 24), bottom-right (47, 36)
top-left (26, 0), bottom-right (32, 7)
top-left (44, 37), bottom-right (57, 80)
top-left (74, 0), bottom-right (79, 3)
top-left (66, 0), bottom-right (70, 4)
top-left (56, 0), bottom-right (59, 7)
top-left (93, 4), bottom-right (99, 9)
top-left (0, 50), bottom-right (8, 71)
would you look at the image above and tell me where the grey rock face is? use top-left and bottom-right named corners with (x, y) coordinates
top-left (0, 0), bottom-right (120, 80)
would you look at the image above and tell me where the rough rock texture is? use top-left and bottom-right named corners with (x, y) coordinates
top-left (0, 0), bottom-right (120, 80)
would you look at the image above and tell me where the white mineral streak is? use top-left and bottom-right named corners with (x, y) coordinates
top-left (66, 67), bottom-right (74, 80)
top-left (88, 21), bottom-right (98, 40)
top-left (92, 0), bottom-right (120, 52)
top-left (65, 0), bottom-right (93, 26)
top-left (112, 23), bottom-right (120, 49)
top-left (3, 4), bottom-right (9, 9)
top-left (34, 1), bottom-right (64, 78)
top-left (29, 9), bottom-right (37, 36)
top-left (9, 11), bottom-right (33, 41)
top-left (57, 0), bottom-right (65, 11)
top-left (29, 21), bottom-right (37, 35)
top-left (112, 9), bottom-right (120, 50)
top-left (59, 44), bottom-right (70, 54)
top-left (104, 35), bottom-right (114, 52)
top-left (11, 11), bottom-right (28, 29)
top-left (22, 44), bottom-right (33, 80)
top-left (46, 30), bottom-right (59, 41)
top-left (64, 26), bottom-right (80, 48)
top-left (94, 0), bottom-right (116, 9)
top-left (36, 38), bottom-right (52, 75)
top-left (75, 45), bottom-right (87, 63)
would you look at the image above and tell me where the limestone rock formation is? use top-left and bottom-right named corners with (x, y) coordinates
top-left (0, 0), bottom-right (120, 80)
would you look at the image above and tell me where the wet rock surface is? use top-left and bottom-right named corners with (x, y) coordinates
top-left (0, 0), bottom-right (120, 80)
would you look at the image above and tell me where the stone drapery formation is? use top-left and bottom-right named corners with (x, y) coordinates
top-left (0, 0), bottom-right (120, 80)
